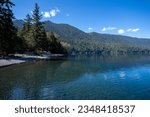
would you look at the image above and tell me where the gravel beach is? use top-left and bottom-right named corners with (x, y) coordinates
top-left (0, 59), bottom-right (26, 67)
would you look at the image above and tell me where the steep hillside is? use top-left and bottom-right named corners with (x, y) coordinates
top-left (43, 21), bottom-right (90, 41)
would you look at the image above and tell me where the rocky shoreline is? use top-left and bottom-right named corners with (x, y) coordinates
top-left (0, 54), bottom-right (65, 68)
top-left (0, 59), bottom-right (26, 67)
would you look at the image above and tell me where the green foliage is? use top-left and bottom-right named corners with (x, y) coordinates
top-left (31, 3), bottom-right (48, 52)
top-left (17, 3), bottom-right (67, 55)
top-left (23, 14), bottom-right (32, 33)
top-left (18, 3), bottom-right (49, 52)
top-left (18, 14), bottom-right (33, 51)
top-left (0, 0), bottom-right (18, 55)
top-left (47, 32), bottom-right (67, 54)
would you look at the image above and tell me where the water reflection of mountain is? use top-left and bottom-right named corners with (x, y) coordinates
top-left (0, 59), bottom-right (100, 99)
top-left (1, 55), bottom-right (150, 99)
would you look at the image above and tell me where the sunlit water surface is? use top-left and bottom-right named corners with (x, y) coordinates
top-left (0, 56), bottom-right (150, 100)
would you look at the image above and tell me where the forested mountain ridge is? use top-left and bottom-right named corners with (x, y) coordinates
top-left (14, 20), bottom-right (89, 41)
top-left (14, 20), bottom-right (150, 46)
top-left (14, 20), bottom-right (150, 55)
top-left (89, 32), bottom-right (150, 48)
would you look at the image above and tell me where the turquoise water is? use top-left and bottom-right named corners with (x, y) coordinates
top-left (0, 56), bottom-right (150, 100)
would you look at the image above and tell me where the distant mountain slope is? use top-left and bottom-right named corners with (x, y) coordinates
top-left (13, 20), bottom-right (24, 29)
top-left (13, 20), bottom-right (150, 49)
top-left (43, 21), bottom-right (90, 41)
top-left (14, 20), bottom-right (90, 41)
top-left (89, 32), bottom-right (150, 48)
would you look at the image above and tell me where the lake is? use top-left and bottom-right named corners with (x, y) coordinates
top-left (0, 56), bottom-right (150, 100)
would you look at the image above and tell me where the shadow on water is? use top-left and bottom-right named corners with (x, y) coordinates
top-left (0, 55), bottom-right (150, 99)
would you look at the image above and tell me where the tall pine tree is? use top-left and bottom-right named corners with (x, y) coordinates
top-left (18, 14), bottom-right (34, 51)
top-left (31, 3), bottom-right (48, 52)
top-left (0, 0), bottom-right (18, 55)
top-left (23, 14), bottom-right (32, 33)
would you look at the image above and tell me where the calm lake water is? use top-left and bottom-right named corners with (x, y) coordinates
top-left (1, 56), bottom-right (150, 100)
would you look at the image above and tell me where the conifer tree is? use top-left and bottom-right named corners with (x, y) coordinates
top-left (31, 3), bottom-right (48, 52)
top-left (23, 14), bottom-right (32, 33)
top-left (0, 0), bottom-right (17, 55)
top-left (19, 14), bottom-right (34, 51)
top-left (47, 32), bottom-right (67, 54)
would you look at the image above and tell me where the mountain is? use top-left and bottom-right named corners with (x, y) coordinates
top-left (43, 21), bottom-right (90, 41)
top-left (14, 20), bottom-right (90, 40)
top-left (13, 20), bottom-right (24, 29)
top-left (13, 20), bottom-right (150, 55)
top-left (89, 32), bottom-right (150, 48)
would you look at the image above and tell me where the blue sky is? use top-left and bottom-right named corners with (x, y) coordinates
top-left (12, 0), bottom-right (150, 38)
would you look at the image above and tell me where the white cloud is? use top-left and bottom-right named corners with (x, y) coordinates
top-left (88, 27), bottom-right (93, 32)
top-left (42, 8), bottom-right (60, 18)
top-left (127, 28), bottom-right (140, 32)
top-left (43, 12), bottom-right (50, 18)
top-left (133, 28), bottom-right (140, 32)
top-left (102, 27), bottom-right (117, 32)
top-left (118, 29), bottom-right (125, 34)
top-left (50, 9), bottom-right (57, 17)
top-left (102, 27), bottom-right (106, 31)
top-left (127, 28), bottom-right (132, 32)
top-left (101, 26), bottom-right (140, 35)
top-left (88, 27), bottom-right (93, 30)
